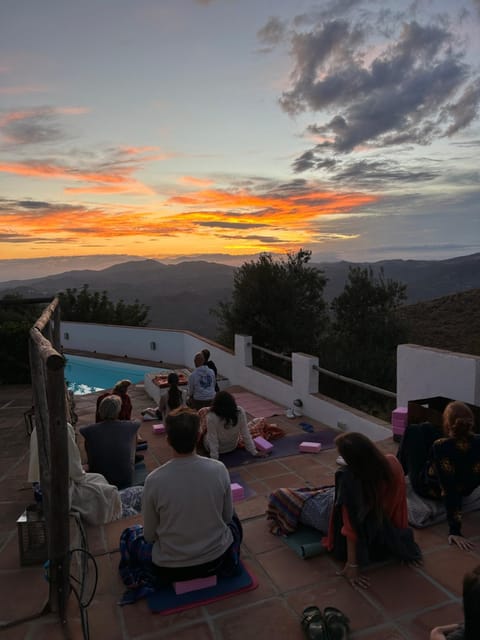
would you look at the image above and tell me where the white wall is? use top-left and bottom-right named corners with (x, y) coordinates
top-left (397, 344), bottom-right (480, 408)
top-left (62, 322), bottom-right (424, 441)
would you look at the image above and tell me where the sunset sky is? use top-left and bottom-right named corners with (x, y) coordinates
top-left (1, 0), bottom-right (479, 277)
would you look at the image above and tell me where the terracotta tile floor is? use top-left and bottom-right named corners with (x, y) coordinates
top-left (1, 381), bottom-right (479, 639)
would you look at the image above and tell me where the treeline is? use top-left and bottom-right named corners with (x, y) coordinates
top-left (0, 287), bottom-right (149, 384)
top-left (213, 249), bottom-right (407, 417)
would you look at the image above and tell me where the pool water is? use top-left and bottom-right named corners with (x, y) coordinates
top-left (65, 355), bottom-right (170, 395)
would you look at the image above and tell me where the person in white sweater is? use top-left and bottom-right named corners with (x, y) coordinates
top-left (142, 407), bottom-right (243, 583)
top-left (203, 391), bottom-right (260, 460)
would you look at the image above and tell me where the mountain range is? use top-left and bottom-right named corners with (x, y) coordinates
top-left (1, 253), bottom-right (479, 339)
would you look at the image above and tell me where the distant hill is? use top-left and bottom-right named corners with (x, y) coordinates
top-left (314, 252), bottom-right (480, 303)
top-left (398, 288), bottom-right (480, 357)
top-left (1, 253), bottom-right (480, 339)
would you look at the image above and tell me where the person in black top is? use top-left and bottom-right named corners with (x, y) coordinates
top-left (202, 348), bottom-right (220, 392)
top-left (80, 395), bottom-right (140, 489)
top-left (398, 401), bottom-right (480, 550)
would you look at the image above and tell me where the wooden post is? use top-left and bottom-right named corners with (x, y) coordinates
top-left (46, 365), bottom-right (70, 622)
top-left (29, 317), bottom-right (70, 623)
top-left (28, 340), bottom-right (52, 521)
top-left (53, 305), bottom-right (61, 352)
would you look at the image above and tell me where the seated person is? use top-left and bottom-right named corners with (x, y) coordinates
top-left (397, 401), bottom-right (480, 550)
top-left (96, 379), bottom-right (133, 422)
top-left (28, 422), bottom-right (143, 524)
top-left (187, 352), bottom-right (216, 410)
top-left (80, 395), bottom-right (140, 489)
top-left (430, 564), bottom-right (480, 639)
top-left (141, 408), bottom-right (242, 584)
top-left (202, 391), bottom-right (260, 460)
top-left (267, 432), bottom-right (421, 589)
top-left (142, 372), bottom-right (187, 420)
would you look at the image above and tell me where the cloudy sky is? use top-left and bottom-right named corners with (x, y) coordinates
top-left (1, 0), bottom-right (479, 276)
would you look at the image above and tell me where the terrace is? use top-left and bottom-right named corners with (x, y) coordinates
top-left (1, 320), bottom-right (480, 639)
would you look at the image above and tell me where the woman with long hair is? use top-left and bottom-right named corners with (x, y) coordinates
top-left (158, 372), bottom-right (186, 419)
top-left (398, 401), bottom-right (480, 550)
top-left (267, 431), bottom-right (421, 590)
top-left (203, 391), bottom-right (259, 460)
top-left (142, 372), bottom-right (186, 420)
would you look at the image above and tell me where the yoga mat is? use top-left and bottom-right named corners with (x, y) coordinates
top-left (233, 392), bottom-right (285, 418)
top-left (229, 471), bottom-right (257, 500)
top-left (220, 429), bottom-right (336, 468)
top-left (146, 561), bottom-right (258, 615)
top-left (283, 525), bottom-right (326, 559)
top-left (133, 462), bottom-right (148, 486)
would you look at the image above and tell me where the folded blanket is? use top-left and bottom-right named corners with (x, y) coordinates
top-left (406, 477), bottom-right (480, 528)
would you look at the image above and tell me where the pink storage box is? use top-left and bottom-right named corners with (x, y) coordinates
top-left (152, 423), bottom-right (166, 434)
top-left (173, 575), bottom-right (217, 595)
top-left (391, 407), bottom-right (408, 425)
top-left (230, 482), bottom-right (245, 502)
top-left (299, 441), bottom-right (322, 453)
top-left (254, 436), bottom-right (273, 452)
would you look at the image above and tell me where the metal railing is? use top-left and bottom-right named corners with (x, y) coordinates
top-left (313, 364), bottom-right (396, 399)
top-left (251, 343), bottom-right (293, 363)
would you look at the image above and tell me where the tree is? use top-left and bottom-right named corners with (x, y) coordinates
top-left (328, 266), bottom-right (407, 390)
top-left (213, 249), bottom-right (328, 355)
top-left (58, 285), bottom-right (150, 326)
top-left (0, 294), bottom-right (44, 384)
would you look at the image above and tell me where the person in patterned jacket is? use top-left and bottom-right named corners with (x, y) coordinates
top-left (398, 401), bottom-right (480, 550)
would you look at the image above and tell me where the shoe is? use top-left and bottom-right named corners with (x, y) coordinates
top-left (336, 456), bottom-right (347, 466)
top-left (286, 408), bottom-right (295, 419)
top-left (301, 606), bottom-right (329, 639)
top-left (300, 422), bottom-right (314, 433)
top-left (323, 607), bottom-right (350, 639)
top-left (136, 439), bottom-right (148, 451)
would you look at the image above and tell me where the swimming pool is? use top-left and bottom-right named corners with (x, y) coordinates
top-left (64, 354), bottom-right (171, 395)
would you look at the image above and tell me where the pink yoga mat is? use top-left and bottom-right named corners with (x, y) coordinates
top-left (233, 392), bottom-right (285, 417)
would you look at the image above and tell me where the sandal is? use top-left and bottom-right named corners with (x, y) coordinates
top-left (301, 606), bottom-right (330, 640)
top-left (323, 607), bottom-right (350, 640)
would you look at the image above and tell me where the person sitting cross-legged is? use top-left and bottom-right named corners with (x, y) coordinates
top-left (80, 394), bottom-right (140, 489)
top-left (141, 407), bottom-right (242, 585)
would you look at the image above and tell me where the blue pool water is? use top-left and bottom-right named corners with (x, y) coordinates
top-left (65, 355), bottom-right (170, 395)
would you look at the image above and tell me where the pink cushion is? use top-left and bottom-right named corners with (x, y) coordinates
top-left (152, 423), bottom-right (165, 434)
top-left (254, 436), bottom-right (273, 452)
top-left (173, 575), bottom-right (217, 595)
top-left (299, 441), bottom-right (322, 453)
top-left (230, 482), bottom-right (245, 502)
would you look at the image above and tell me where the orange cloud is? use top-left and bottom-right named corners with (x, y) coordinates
top-left (1, 180), bottom-right (379, 258)
top-left (178, 175), bottom-right (214, 187)
top-left (0, 161), bottom-right (155, 195)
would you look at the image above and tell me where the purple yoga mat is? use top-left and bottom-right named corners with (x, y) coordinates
top-left (219, 429), bottom-right (337, 468)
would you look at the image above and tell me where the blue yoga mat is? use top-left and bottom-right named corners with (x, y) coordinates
top-left (146, 561), bottom-right (258, 614)
top-left (220, 429), bottom-right (336, 468)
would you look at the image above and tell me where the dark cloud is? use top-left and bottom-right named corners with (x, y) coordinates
top-left (197, 220), bottom-right (268, 229)
top-left (257, 17), bottom-right (287, 49)
top-left (278, 13), bottom-right (480, 162)
top-left (217, 233), bottom-right (285, 243)
top-left (16, 199), bottom-right (54, 209)
top-left (292, 152), bottom-right (439, 186)
top-left (0, 198), bottom-right (79, 217)
top-left (0, 108), bottom-right (65, 145)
